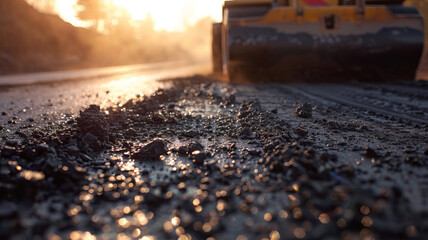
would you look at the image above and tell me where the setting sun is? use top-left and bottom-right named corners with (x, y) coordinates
top-left (112, 0), bottom-right (224, 31)
top-left (49, 0), bottom-right (225, 32)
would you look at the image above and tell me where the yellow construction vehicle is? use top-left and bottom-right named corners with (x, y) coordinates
top-left (212, 0), bottom-right (425, 82)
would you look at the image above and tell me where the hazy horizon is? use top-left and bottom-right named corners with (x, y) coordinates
top-left (25, 0), bottom-right (225, 32)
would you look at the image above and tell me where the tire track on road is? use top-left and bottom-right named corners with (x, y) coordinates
top-left (280, 84), bottom-right (428, 124)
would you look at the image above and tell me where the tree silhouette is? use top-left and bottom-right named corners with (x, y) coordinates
top-left (25, 0), bottom-right (56, 13)
top-left (76, 0), bottom-right (107, 31)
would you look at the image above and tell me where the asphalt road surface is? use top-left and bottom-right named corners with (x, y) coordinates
top-left (0, 64), bottom-right (427, 240)
top-left (0, 60), bottom-right (205, 86)
top-left (0, 60), bottom-right (211, 141)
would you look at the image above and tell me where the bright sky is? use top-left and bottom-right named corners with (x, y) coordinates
top-left (54, 0), bottom-right (225, 31)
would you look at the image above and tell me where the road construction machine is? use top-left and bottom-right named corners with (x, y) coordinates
top-left (212, 0), bottom-right (425, 82)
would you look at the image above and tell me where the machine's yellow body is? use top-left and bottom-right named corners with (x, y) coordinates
top-left (212, 0), bottom-right (425, 82)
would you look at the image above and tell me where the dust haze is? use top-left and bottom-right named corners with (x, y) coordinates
top-left (1, 0), bottom-right (427, 78)
top-left (0, 0), bottom-right (214, 74)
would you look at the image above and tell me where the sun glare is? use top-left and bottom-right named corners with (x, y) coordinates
top-left (55, 0), bottom-right (90, 28)
top-left (112, 0), bottom-right (224, 31)
top-left (52, 0), bottom-right (225, 32)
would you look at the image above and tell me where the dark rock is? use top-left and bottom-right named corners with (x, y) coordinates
top-left (178, 142), bottom-right (204, 155)
top-left (82, 132), bottom-right (101, 150)
top-left (244, 148), bottom-right (261, 156)
top-left (0, 202), bottom-right (19, 238)
top-left (37, 143), bottom-right (49, 152)
top-left (405, 156), bottom-right (421, 166)
top-left (269, 160), bottom-right (285, 173)
top-left (40, 152), bottom-right (60, 169)
top-left (177, 146), bottom-right (188, 155)
top-left (327, 121), bottom-right (341, 130)
top-left (294, 128), bottom-right (308, 137)
top-left (150, 113), bottom-right (164, 124)
top-left (0, 202), bottom-right (16, 219)
top-left (403, 146), bottom-right (416, 154)
top-left (239, 127), bottom-right (253, 139)
top-left (32, 130), bottom-right (45, 139)
top-left (168, 104), bottom-right (176, 110)
top-left (1, 145), bottom-right (18, 158)
top-left (122, 141), bottom-right (133, 149)
top-left (304, 149), bottom-right (316, 159)
top-left (133, 139), bottom-right (168, 160)
top-left (47, 164), bottom-right (87, 191)
top-left (365, 148), bottom-right (378, 158)
top-left (5, 141), bottom-right (18, 147)
top-left (295, 103), bottom-right (312, 118)
top-left (144, 191), bottom-right (168, 207)
top-left (21, 144), bottom-right (49, 161)
top-left (356, 125), bottom-right (369, 132)
top-left (79, 153), bottom-right (93, 162)
top-left (77, 105), bottom-right (109, 141)
top-left (192, 151), bottom-right (207, 165)
top-left (264, 141), bottom-right (281, 153)
top-left (1, 112), bottom-right (7, 116)
top-left (65, 143), bottom-right (80, 155)
top-left (220, 143), bottom-right (236, 151)
top-left (182, 130), bottom-right (199, 138)
top-left (124, 129), bottom-right (137, 138)
top-left (320, 153), bottom-right (338, 162)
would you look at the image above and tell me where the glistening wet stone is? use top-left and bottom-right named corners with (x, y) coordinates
top-left (132, 139), bottom-right (169, 161)
top-left (296, 103), bottom-right (313, 118)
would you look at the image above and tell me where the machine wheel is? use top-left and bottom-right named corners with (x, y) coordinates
top-left (212, 23), bottom-right (222, 74)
